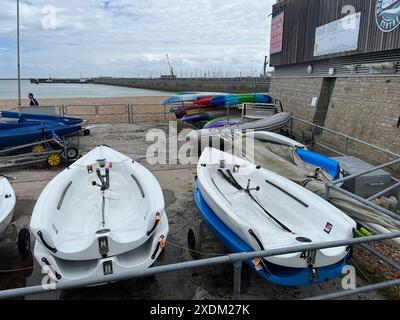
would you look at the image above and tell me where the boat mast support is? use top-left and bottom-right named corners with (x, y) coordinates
top-left (233, 261), bottom-right (242, 300)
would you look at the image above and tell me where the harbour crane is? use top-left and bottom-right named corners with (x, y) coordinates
top-left (166, 53), bottom-right (175, 77)
top-left (161, 53), bottom-right (176, 80)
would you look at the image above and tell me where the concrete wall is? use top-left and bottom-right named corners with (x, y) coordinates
top-left (269, 76), bottom-right (400, 164)
top-left (94, 78), bottom-right (270, 94)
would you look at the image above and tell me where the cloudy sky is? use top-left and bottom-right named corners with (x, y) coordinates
top-left (0, 0), bottom-right (274, 78)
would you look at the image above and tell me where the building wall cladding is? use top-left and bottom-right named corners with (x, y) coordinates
top-left (270, 0), bottom-right (400, 67)
top-left (269, 76), bottom-right (400, 164)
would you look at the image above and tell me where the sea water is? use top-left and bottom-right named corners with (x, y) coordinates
top-left (0, 80), bottom-right (170, 99)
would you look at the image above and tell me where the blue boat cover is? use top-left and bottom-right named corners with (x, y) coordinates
top-left (0, 122), bottom-right (81, 149)
top-left (194, 179), bottom-right (349, 286)
top-left (1, 111), bottom-right (82, 126)
top-left (296, 149), bottom-right (341, 180)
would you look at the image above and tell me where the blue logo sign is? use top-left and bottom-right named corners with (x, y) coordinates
top-left (376, 0), bottom-right (400, 32)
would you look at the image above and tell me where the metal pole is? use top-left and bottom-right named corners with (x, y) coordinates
top-left (17, 0), bottom-right (21, 110)
top-left (332, 158), bottom-right (400, 185)
top-left (328, 183), bottom-right (400, 221)
top-left (127, 104), bottom-right (131, 123)
top-left (292, 117), bottom-right (400, 159)
top-left (233, 261), bottom-right (242, 300)
top-left (304, 279), bottom-right (400, 300)
top-left (0, 232), bottom-right (400, 299)
top-left (344, 137), bottom-right (349, 155)
top-left (324, 183), bottom-right (331, 200)
top-left (360, 244), bottom-right (400, 271)
top-left (367, 181), bottom-right (400, 201)
top-left (315, 141), bottom-right (345, 156)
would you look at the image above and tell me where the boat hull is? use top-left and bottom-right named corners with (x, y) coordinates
top-left (0, 123), bottom-right (81, 149)
top-left (0, 177), bottom-right (16, 235)
top-left (194, 180), bottom-right (350, 286)
top-left (30, 146), bottom-right (168, 261)
top-left (34, 213), bottom-right (168, 283)
top-left (197, 148), bottom-right (356, 268)
top-left (186, 112), bottom-right (291, 142)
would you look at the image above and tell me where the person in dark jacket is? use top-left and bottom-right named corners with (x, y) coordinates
top-left (28, 93), bottom-right (39, 106)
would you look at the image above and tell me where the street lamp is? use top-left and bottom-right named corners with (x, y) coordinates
top-left (17, 0), bottom-right (21, 110)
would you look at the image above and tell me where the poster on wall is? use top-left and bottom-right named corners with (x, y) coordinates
top-left (314, 12), bottom-right (361, 57)
top-left (270, 12), bottom-right (284, 54)
top-left (376, 0), bottom-right (400, 32)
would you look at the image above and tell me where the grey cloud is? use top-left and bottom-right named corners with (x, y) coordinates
top-left (0, 0), bottom-right (274, 78)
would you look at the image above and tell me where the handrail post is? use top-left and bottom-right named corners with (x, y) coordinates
top-left (344, 137), bottom-right (349, 155)
top-left (127, 104), bottom-right (131, 123)
top-left (233, 261), bottom-right (242, 300)
top-left (324, 183), bottom-right (330, 200)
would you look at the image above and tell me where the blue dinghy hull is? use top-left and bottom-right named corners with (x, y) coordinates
top-left (0, 123), bottom-right (81, 149)
top-left (194, 179), bottom-right (350, 286)
top-left (1, 111), bottom-right (82, 126)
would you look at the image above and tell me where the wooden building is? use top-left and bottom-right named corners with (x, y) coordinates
top-left (270, 0), bottom-right (400, 77)
top-left (267, 0), bottom-right (400, 163)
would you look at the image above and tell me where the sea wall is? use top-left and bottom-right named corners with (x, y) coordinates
top-left (269, 76), bottom-right (400, 165)
top-left (93, 78), bottom-right (270, 93)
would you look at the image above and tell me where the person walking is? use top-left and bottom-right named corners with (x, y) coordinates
top-left (28, 93), bottom-right (39, 106)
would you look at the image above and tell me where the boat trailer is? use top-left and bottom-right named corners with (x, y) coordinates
top-left (0, 134), bottom-right (79, 169)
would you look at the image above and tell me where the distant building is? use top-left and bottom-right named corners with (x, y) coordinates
top-left (160, 75), bottom-right (177, 80)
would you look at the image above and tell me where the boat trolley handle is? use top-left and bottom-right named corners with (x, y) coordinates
top-left (151, 235), bottom-right (165, 260)
top-left (147, 212), bottom-right (161, 236)
top-left (37, 231), bottom-right (57, 253)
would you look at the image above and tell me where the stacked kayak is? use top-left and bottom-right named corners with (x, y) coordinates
top-left (195, 148), bottom-right (356, 286)
top-left (30, 146), bottom-right (168, 282)
top-left (182, 109), bottom-right (241, 124)
top-left (195, 93), bottom-right (273, 107)
top-left (168, 92), bottom-right (273, 128)
top-left (204, 115), bottom-right (242, 129)
top-left (163, 92), bottom-right (229, 106)
top-left (186, 112), bottom-right (291, 142)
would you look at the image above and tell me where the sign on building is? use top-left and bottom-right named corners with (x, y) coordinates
top-left (376, 0), bottom-right (400, 32)
top-left (314, 12), bottom-right (361, 57)
top-left (270, 12), bottom-right (285, 54)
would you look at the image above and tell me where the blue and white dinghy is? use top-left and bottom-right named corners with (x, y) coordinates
top-left (30, 146), bottom-right (168, 282)
top-left (195, 147), bottom-right (356, 286)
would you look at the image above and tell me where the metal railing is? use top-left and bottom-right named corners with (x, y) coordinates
top-left (290, 117), bottom-right (400, 160)
top-left (0, 111), bottom-right (399, 300)
top-left (0, 232), bottom-right (400, 300)
top-left (59, 104), bottom-right (171, 123)
top-left (289, 116), bottom-right (400, 209)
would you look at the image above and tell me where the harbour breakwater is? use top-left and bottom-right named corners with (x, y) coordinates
top-left (92, 77), bottom-right (271, 93)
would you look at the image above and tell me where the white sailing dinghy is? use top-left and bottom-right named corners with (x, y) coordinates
top-left (0, 176), bottom-right (16, 236)
top-left (30, 146), bottom-right (168, 282)
top-left (185, 112), bottom-right (291, 143)
top-left (243, 131), bottom-right (307, 149)
top-left (197, 148), bottom-right (356, 269)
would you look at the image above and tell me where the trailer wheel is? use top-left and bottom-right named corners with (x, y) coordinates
top-left (66, 147), bottom-right (79, 160)
top-left (47, 153), bottom-right (62, 167)
top-left (187, 225), bottom-right (202, 260)
top-left (32, 144), bottom-right (44, 153)
top-left (17, 228), bottom-right (31, 258)
top-left (83, 129), bottom-right (91, 136)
